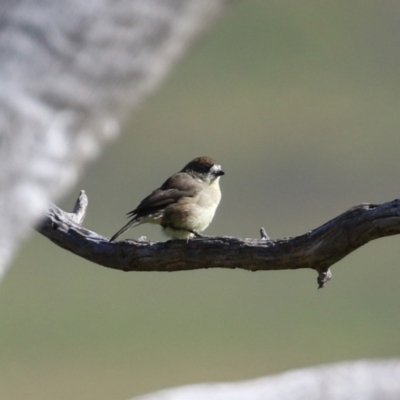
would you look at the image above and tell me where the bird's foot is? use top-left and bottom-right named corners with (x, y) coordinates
top-left (189, 230), bottom-right (210, 239)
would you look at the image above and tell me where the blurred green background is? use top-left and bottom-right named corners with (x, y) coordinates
top-left (2, 1), bottom-right (400, 399)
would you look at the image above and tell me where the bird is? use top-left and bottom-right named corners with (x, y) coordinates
top-left (109, 156), bottom-right (224, 241)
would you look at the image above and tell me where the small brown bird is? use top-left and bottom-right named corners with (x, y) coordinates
top-left (109, 156), bottom-right (224, 241)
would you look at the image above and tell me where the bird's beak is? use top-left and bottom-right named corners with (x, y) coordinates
top-left (216, 170), bottom-right (225, 176)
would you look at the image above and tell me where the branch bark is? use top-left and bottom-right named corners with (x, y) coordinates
top-left (37, 191), bottom-right (400, 288)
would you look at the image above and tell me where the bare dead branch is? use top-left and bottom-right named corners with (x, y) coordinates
top-left (36, 193), bottom-right (400, 287)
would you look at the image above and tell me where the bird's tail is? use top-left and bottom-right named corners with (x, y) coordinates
top-left (109, 218), bottom-right (140, 242)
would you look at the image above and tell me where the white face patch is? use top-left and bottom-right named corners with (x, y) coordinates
top-left (210, 164), bottom-right (222, 174)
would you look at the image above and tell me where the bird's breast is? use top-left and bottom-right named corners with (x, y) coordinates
top-left (191, 181), bottom-right (221, 230)
top-left (161, 180), bottom-right (221, 233)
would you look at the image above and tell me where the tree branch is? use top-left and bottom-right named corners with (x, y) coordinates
top-left (0, 0), bottom-right (232, 279)
top-left (129, 359), bottom-right (400, 400)
top-left (36, 191), bottom-right (400, 288)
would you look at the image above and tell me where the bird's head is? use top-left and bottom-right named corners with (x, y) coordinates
top-left (182, 156), bottom-right (225, 184)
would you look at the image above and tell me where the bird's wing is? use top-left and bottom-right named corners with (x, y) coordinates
top-left (127, 173), bottom-right (200, 218)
